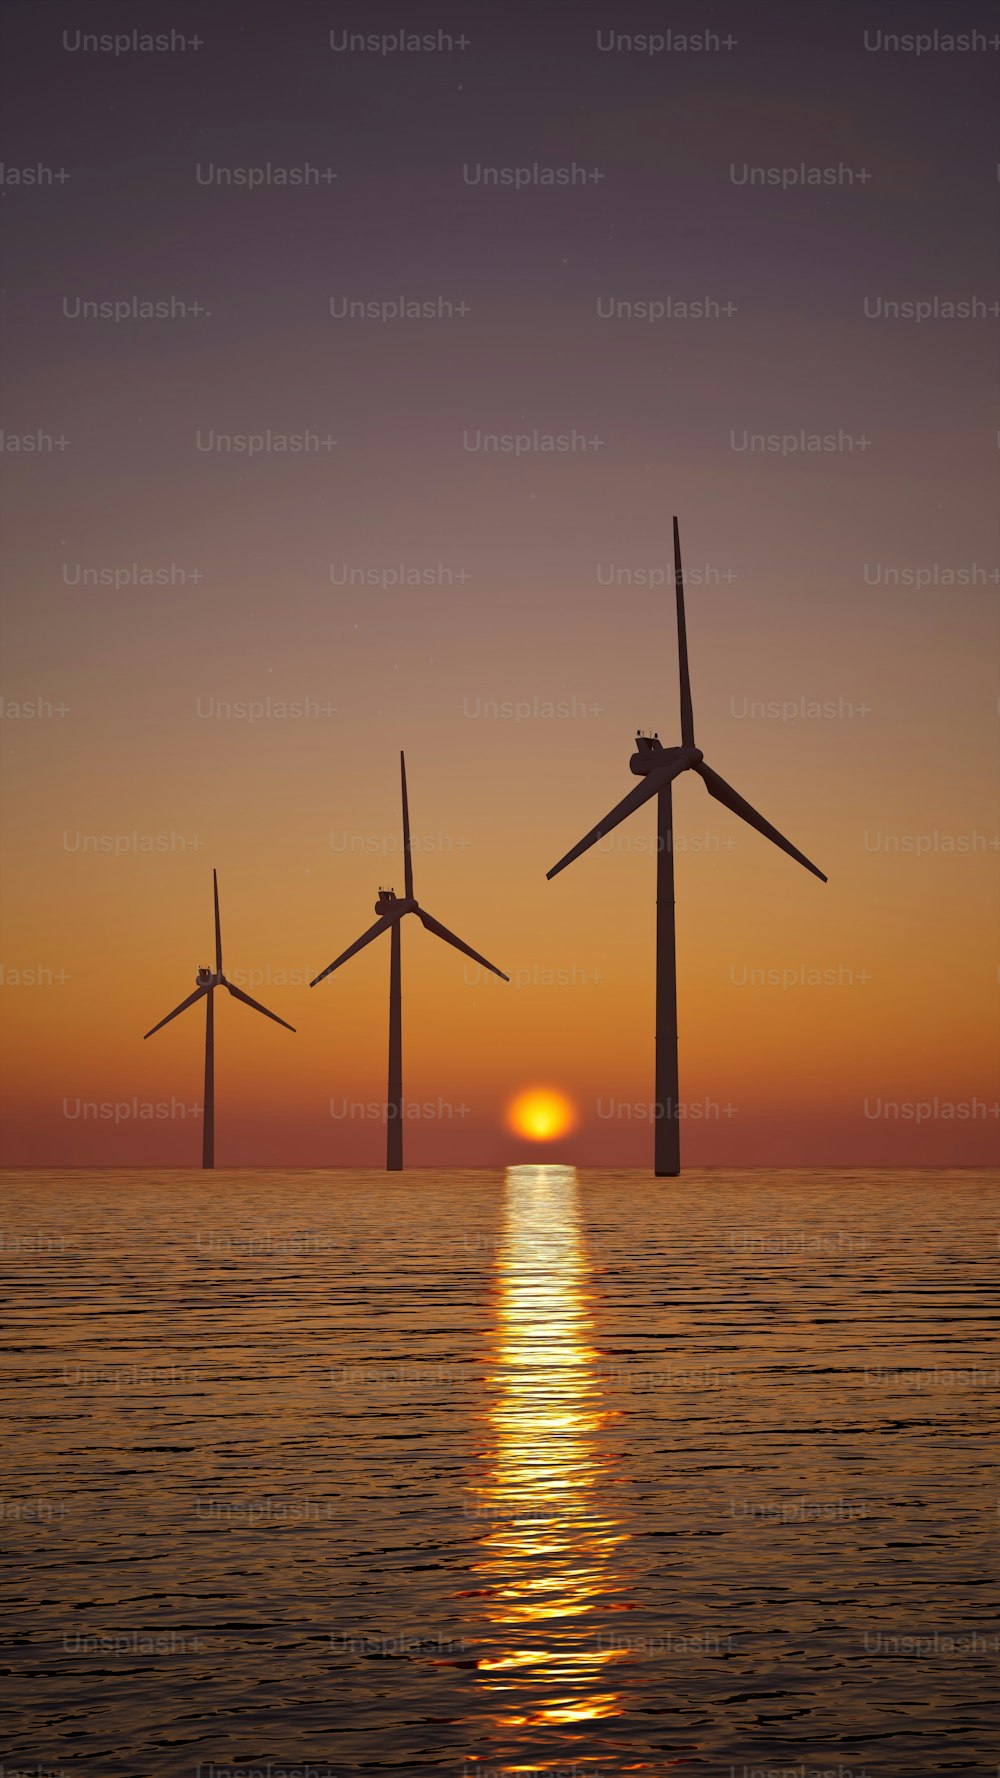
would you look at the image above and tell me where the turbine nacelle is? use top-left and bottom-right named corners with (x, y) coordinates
top-left (196, 965), bottom-right (218, 988)
top-left (374, 889), bottom-right (418, 918)
top-left (630, 736), bottom-right (703, 777)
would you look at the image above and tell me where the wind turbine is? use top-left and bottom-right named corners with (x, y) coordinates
top-left (311, 753), bottom-right (508, 1169)
top-left (547, 517), bottom-right (827, 1176)
top-left (143, 869), bottom-right (295, 1168)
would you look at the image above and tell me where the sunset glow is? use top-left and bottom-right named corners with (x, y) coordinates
top-left (506, 1088), bottom-right (578, 1143)
top-left (0, 6), bottom-right (995, 1176)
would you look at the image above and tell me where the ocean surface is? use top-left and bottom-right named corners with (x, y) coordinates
top-left (1, 1167), bottom-right (997, 1778)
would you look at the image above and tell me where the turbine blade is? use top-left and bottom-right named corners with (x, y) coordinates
top-left (673, 516), bottom-right (695, 748)
top-left (213, 869), bottom-right (223, 974)
top-left (696, 761), bottom-right (827, 882)
top-left (225, 981), bottom-right (295, 1031)
top-left (546, 760), bottom-right (686, 879)
top-left (143, 983), bottom-right (209, 1039)
top-left (417, 909), bottom-right (509, 980)
top-left (400, 751), bottom-right (413, 901)
top-left (310, 915), bottom-right (394, 986)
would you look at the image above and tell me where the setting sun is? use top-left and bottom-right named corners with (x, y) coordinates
top-left (506, 1087), bottom-right (578, 1143)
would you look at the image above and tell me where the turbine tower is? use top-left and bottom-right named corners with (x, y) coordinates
top-left (311, 753), bottom-right (508, 1169)
top-left (143, 869), bottom-right (295, 1168)
top-left (547, 517), bottom-right (827, 1176)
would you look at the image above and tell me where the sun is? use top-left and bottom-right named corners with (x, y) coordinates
top-left (506, 1086), bottom-right (577, 1143)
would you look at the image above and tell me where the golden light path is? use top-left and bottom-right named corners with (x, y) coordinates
top-left (471, 1164), bottom-right (630, 1742)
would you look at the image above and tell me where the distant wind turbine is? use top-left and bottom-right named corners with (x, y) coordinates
top-left (143, 869), bottom-right (295, 1168)
top-left (547, 517), bottom-right (827, 1176)
top-left (311, 753), bottom-right (508, 1169)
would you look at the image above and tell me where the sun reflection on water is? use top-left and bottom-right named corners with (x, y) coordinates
top-left (471, 1164), bottom-right (630, 1737)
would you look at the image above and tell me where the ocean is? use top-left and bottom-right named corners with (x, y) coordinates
top-left (1, 1166), bottom-right (997, 1776)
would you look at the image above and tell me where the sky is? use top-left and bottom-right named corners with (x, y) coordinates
top-left (1, 0), bottom-right (997, 1167)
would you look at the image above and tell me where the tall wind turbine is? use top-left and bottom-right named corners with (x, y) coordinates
top-left (311, 753), bottom-right (508, 1169)
top-left (547, 517), bottom-right (827, 1176)
top-left (143, 869), bottom-right (295, 1168)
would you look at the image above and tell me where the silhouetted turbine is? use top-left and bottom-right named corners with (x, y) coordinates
top-left (143, 869), bottom-right (295, 1168)
top-left (311, 753), bottom-right (508, 1169)
top-left (547, 517), bottom-right (826, 1176)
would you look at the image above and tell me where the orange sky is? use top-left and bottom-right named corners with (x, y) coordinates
top-left (2, 466), bottom-right (997, 1166)
top-left (1, 4), bottom-right (997, 1167)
